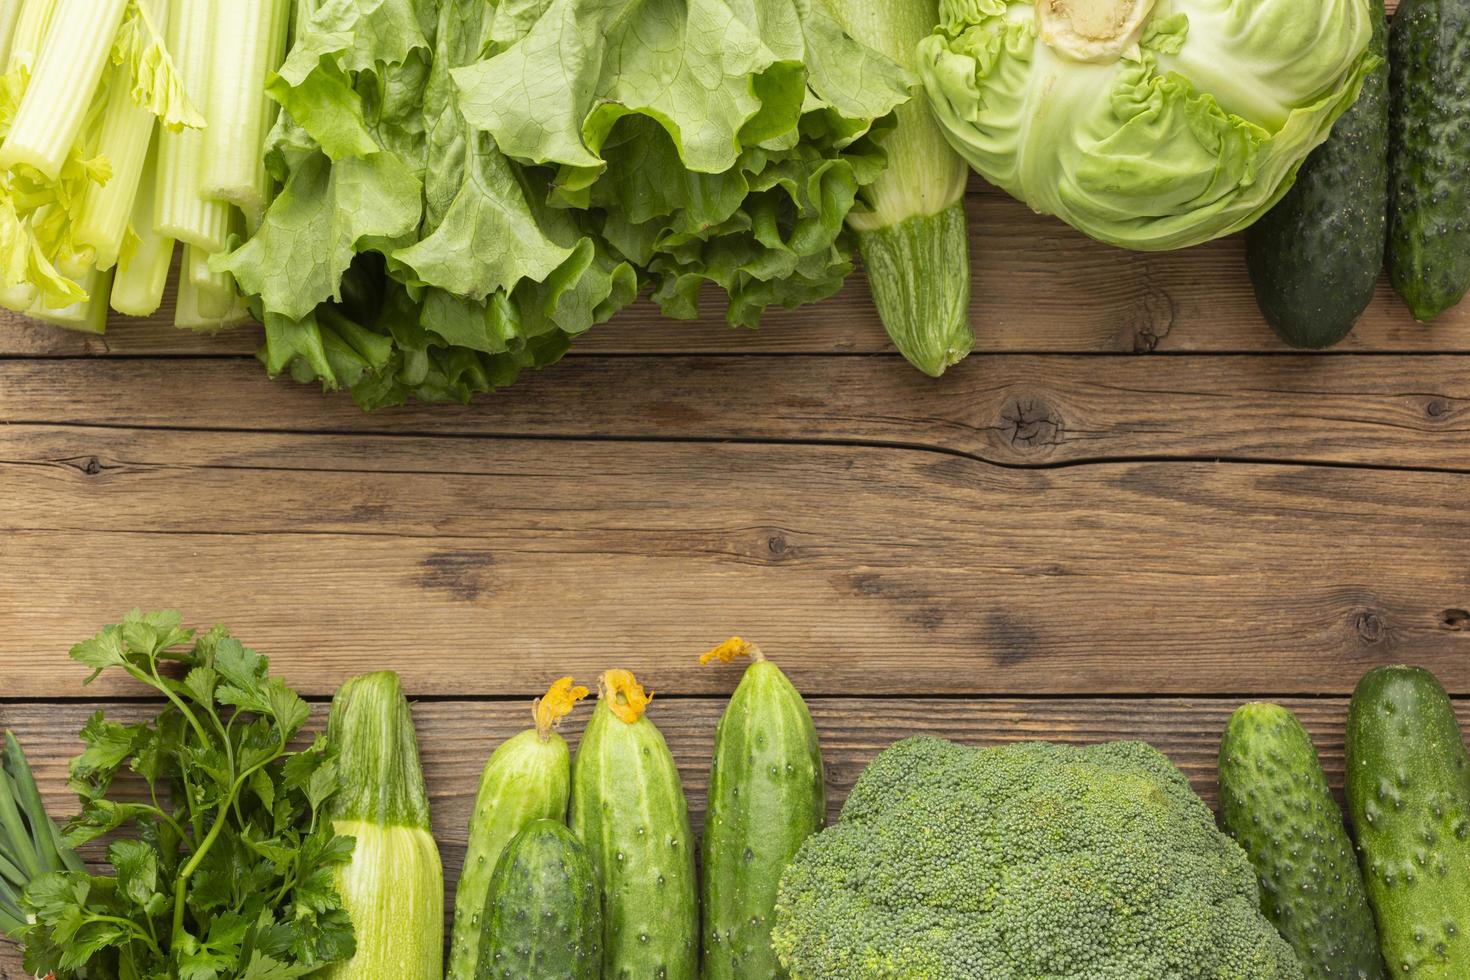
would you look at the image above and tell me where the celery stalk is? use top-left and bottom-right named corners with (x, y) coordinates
top-left (821, 0), bottom-right (974, 377)
top-left (0, 0), bottom-right (129, 179)
top-left (0, 281), bottom-right (35, 313)
top-left (75, 28), bottom-right (168, 270)
top-left (183, 243), bottom-right (236, 319)
top-left (0, 0), bottom-right (23, 71)
top-left (26, 267), bottom-right (112, 333)
top-left (175, 247), bottom-right (248, 330)
top-left (155, 0), bottom-right (228, 251)
top-left (201, 0), bottom-right (289, 226)
top-left (111, 137), bottom-right (174, 316)
top-left (5, 0), bottom-right (57, 74)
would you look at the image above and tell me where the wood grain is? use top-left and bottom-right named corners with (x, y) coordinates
top-left (4, 355), bottom-right (1469, 469)
top-left (2, 694), bottom-right (1465, 975)
top-left (2, 424), bottom-right (1467, 698)
top-left (3, 183), bottom-right (1465, 360)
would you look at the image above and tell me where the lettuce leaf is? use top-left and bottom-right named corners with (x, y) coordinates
top-left (226, 0), bottom-right (908, 408)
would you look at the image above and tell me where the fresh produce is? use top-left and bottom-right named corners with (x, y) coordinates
top-left (772, 737), bottom-right (1304, 978)
top-left (319, 670), bottom-right (443, 980)
top-left (448, 677), bottom-right (588, 980)
top-left (18, 610), bottom-right (357, 978)
top-left (0, 0), bottom-right (286, 329)
top-left (1387, 0), bottom-right (1470, 320)
top-left (571, 670), bottom-right (698, 980)
top-left (818, 0), bottom-right (973, 377)
top-left (1346, 666), bottom-right (1470, 977)
top-left (476, 818), bottom-right (601, 980)
top-left (1218, 703), bottom-right (1386, 979)
top-left (701, 639), bottom-right (824, 980)
top-left (0, 732), bottom-right (84, 942)
top-left (221, 0), bottom-right (911, 409)
top-left (1246, 0), bottom-right (1389, 349)
top-left (918, 0), bottom-right (1376, 251)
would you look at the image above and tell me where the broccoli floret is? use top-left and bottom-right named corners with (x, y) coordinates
top-left (771, 737), bottom-right (1304, 979)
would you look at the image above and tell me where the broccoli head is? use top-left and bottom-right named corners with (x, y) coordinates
top-left (771, 737), bottom-right (1303, 979)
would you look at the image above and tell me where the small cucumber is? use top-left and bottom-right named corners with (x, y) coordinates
top-left (1246, 0), bottom-right (1388, 348)
top-left (1218, 702), bottom-right (1386, 979)
top-left (571, 670), bottom-right (698, 980)
top-left (477, 819), bottom-right (601, 980)
top-left (448, 678), bottom-right (589, 980)
top-left (1387, 0), bottom-right (1470, 320)
top-left (700, 639), bottom-right (825, 979)
top-left (1347, 666), bottom-right (1470, 977)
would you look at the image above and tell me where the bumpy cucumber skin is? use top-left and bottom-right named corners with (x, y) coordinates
top-left (702, 660), bottom-right (826, 979)
top-left (1387, 0), bottom-right (1470, 321)
top-left (478, 819), bottom-right (601, 980)
top-left (1218, 703), bottom-right (1386, 980)
top-left (571, 699), bottom-right (699, 980)
top-left (448, 729), bottom-right (572, 980)
top-left (1247, 0), bottom-right (1388, 348)
top-left (1346, 666), bottom-right (1470, 977)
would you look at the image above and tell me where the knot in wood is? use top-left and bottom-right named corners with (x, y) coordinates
top-left (1425, 398), bottom-right (1450, 420)
top-left (1000, 396), bottom-right (1063, 452)
top-left (1354, 610), bottom-right (1385, 644)
top-left (1129, 284), bottom-right (1176, 353)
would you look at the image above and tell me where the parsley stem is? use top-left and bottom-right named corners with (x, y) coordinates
top-left (88, 912), bottom-right (164, 959)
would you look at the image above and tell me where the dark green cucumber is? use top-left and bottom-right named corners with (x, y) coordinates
top-left (1246, 0), bottom-right (1388, 349)
top-left (1346, 666), bottom-right (1470, 977)
top-left (571, 670), bottom-right (698, 980)
top-left (701, 641), bottom-right (825, 979)
top-left (477, 819), bottom-right (601, 980)
top-left (1218, 702), bottom-right (1386, 979)
top-left (1387, 0), bottom-right (1470, 320)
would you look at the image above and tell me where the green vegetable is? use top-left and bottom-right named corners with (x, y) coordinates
top-left (320, 670), bottom-right (444, 980)
top-left (1246, 0), bottom-right (1388, 349)
top-left (918, 0), bottom-right (1376, 250)
top-left (571, 670), bottom-right (698, 980)
top-left (0, 732), bottom-right (83, 941)
top-left (0, 0), bottom-right (201, 320)
top-left (224, 0), bottom-right (909, 409)
top-left (772, 737), bottom-right (1303, 978)
top-left (818, 0), bottom-right (972, 377)
top-left (477, 819), bottom-right (601, 980)
top-left (448, 677), bottom-right (588, 980)
top-left (19, 609), bottom-right (356, 978)
top-left (1346, 666), bottom-right (1470, 978)
top-left (1387, 0), bottom-right (1470, 320)
top-left (1218, 702), bottom-right (1386, 979)
top-left (701, 639), bottom-right (825, 980)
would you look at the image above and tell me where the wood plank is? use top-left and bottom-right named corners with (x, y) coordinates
top-left (3, 185), bottom-right (1466, 359)
top-left (3, 425), bottom-right (1468, 698)
top-left (4, 355), bottom-right (1469, 470)
top-left (2, 695), bottom-right (1466, 975)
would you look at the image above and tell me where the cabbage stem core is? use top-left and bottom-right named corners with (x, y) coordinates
top-left (1038, 0), bottom-right (1155, 61)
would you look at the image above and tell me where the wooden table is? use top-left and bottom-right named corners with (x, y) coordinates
top-left (3, 181), bottom-right (1469, 974)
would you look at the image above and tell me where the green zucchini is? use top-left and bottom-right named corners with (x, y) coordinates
top-left (321, 671), bottom-right (444, 980)
top-left (701, 639), bottom-right (825, 979)
top-left (571, 670), bottom-right (698, 980)
top-left (477, 819), bottom-right (601, 980)
top-left (1387, 0), bottom-right (1470, 320)
top-left (1246, 0), bottom-right (1388, 348)
top-left (1218, 702), bottom-right (1386, 979)
top-left (1346, 666), bottom-right (1470, 977)
top-left (449, 678), bottom-right (589, 980)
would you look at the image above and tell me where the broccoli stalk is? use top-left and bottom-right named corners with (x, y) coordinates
top-left (821, 0), bottom-right (973, 377)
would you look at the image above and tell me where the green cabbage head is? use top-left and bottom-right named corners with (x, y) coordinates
top-left (918, 0), bottom-right (1376, 250)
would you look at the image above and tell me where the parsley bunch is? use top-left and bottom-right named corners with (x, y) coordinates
top-left (18, 610), bottom-right (356, 978)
